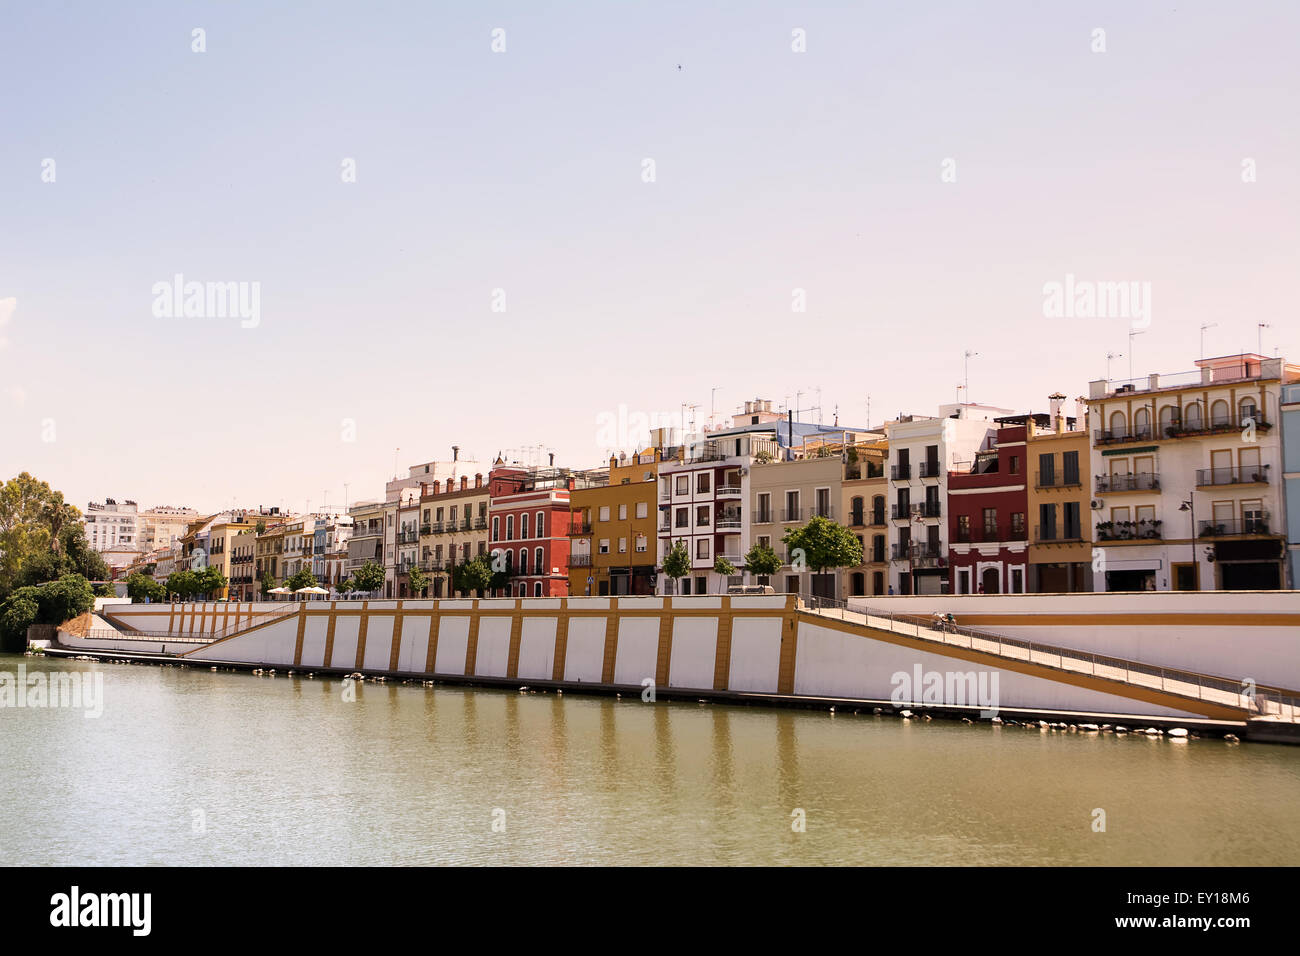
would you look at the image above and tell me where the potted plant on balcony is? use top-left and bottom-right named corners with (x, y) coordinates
top-left (1096, 520), bottom-right (1113, 539)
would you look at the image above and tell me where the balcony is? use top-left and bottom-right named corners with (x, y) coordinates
top-left (1096, 520), bottom-right (1162, 542)
top-left (849, 510), bottom-right (865, 527)
top-left (420, 524), bottom-right (432, 535)
top-left (780, 508), bottom-right (802, 523)
top-left (891, 504), bottom-right (911, 520)
top-left (1196, 466), bottom-right (1268, 488)
top-left (715, 515), bottom-right (743, 530)
top-left (811, 506), bottom-right (835, 521)
top-left (1095, 413), bottom-right (1271, 446)
top-left (716, 485), bottom-right (744, 499)
top-left (1095, 473), bottom-right (1160, 494)
top-left (891, 543), bottom-right (941, 563)
top-left (1033, 525), bottom-right (1086, 545)
top-left (1198, 516), bottom-right (1272, 537)
top-left (955, 526), bottom-right (1026, 544)
top-left (1035, 471), bottom-right (1082, 489)
top-left (474, 517), bottom-right (488, 530)
top-left (570, 554), bottom-right (592, 567)
top-left (753, 510), bottom-right (774, 524)
top-left (569, 521), bottom-right (592, 536)
top-left (397, 531), bottom-right (419, 544)
top-left (918, 462), bottom-right (941, 479)
top-left (428, 522), bottom-right (443, 534)
top-left (891, 464), bottom-right (911, 481)
top-left (716, 553), bottom-right (743, 567)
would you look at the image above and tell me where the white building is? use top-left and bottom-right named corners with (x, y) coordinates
top-left (84, 498), bottom-right (139, 553)
top-left (137, 505), bottom-right (199, 552)
top-left (884, 404), bottom-right (1013, 595)
top-left (1086, 353), bottom-right (1298, 591)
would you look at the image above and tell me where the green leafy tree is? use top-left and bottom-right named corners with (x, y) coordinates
top-left (0, 592), bottom-right (40, 650)
top-left (350, 561), bottom-right (385, 594)
top-left (0, 574), bottom-right (95, 651)
top-left (781, 515), bottom-right (862, 597)
top-left (284, 568), bottom-right (318, 592)
top-left (712, 555), bottom-right (736, 592)
top-left (743, 542), bottom-right (782, 581)
top-left (407, 565), bottom-right (429, 597)
top-left (165, 569), bottom-right (199, 600)
top-left (452, 556), bottom-right (493, 597)
top-left (127, 572), bottom-right (164, 603)
top-left (259, 570), bottom-right (277, 598)
top-left (197, 565), bottom-right (227, 599)
top-left (661, 540), bottom-right (691, 594)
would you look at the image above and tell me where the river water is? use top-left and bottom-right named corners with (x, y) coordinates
top-left (2, 654), bottom-right (1296, 866)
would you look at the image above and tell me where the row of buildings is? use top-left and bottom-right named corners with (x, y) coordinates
top-left (109, 352), bottom-right (1300, 598)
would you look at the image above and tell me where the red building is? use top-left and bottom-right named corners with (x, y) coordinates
top-left (488, 463), bottom-right (573, 597)
top-left (946, 418), bottom-right (1032, 594)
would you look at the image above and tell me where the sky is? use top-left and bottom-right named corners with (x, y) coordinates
top-left (2, 0), bottom-right (1297, 516)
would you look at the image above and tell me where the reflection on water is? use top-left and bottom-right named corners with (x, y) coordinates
top-left (1, 654), bottom-right (1297, 866)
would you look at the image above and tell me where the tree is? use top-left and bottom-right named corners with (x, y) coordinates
top-left (782, 515), bottom-right (862, 597)
top-left (452, 556), bottom-right (493, 597)
top-left (0, 473), bottom-right (106, 600)
top-left (712, 555), bottom-right (736, 592)
top-left (258, 570), bottom-right (277, 598)
top-left (662, 540), bottom-right (691, 594)
top-left (350, 561), bottom-right (385, 594)
top-left (197, 565), bottom-right (227, 599)
top-left (0, 574), bottom-right (95, 652)
top-left (284, 568), bottom-right (317, 593)
top-left (407, 565), bottom-right (429, 597)
top-left (743, 542), bottom-right (782, 581)
top-left (165, 569), bottom-right (199, 600)
top-left (127, 572), bottom-right (164, 603)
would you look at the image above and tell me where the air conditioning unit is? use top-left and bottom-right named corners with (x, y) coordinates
top-left (1090, 498), bottom-right (1104, 510)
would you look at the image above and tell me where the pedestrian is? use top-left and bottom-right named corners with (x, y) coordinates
top-left (888, 585), bottom-right (895, 596)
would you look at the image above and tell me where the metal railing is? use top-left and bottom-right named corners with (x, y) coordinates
top-left (1198, 516), bottom-right (1272, 537)
top-left (1196, 466), bottom-right (1268, 487)
top-left (797, 594), bottom-right (1299, 720)
top-left (1096, 472), bottom-right (1160, 493)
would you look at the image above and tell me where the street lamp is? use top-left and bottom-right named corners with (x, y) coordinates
top-left (1178, 496), bottom-right (1196, 590)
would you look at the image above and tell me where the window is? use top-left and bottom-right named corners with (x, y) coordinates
top-left (534, 582), bottom-right (543, 597)
top-left (491, 517), bottom-right (499, 541)
top-left (535, 512), bottom-right (544, 537)
top-left (520, 513), bottom-right (529, 539)
top-left (1109, 410), bottom-right (1126, 435)
top-left (635, 534), bottom-right (647, 552)
top-left (635, 502), bottom-right (648, 519)
top-left (617, 503), bottom-right (627, 520)
top-left (1185, 402), bottom-right (1202, 428)
top-left (982, 507), bottom-right (997, 538)
top-left (957, 514), bottom-right (971, 541)
top-left (535, 547), bottom-right (544, 572)
top-left (1239, 397), bottom-right (1258, 423)
top-left (1038, 453), bottom-right (1055, 486)
top-left (506, 515), bottom-right (514, 540)
top-left (785, 490), bottom-right (800, 521)
top-left (1063, 450), bottom-right (1079, 486)
top-left (675, 507), bottom-right (688, 528)
top-left (1210, 400), bottom-right (1230, 427)
top-left (697, 472), bottom-right (710, 494)
top-left (1009, 456), bottom-right (1019, 475)
top-left (518, 550), bottom-right (530, 575)
top-left (1039, 503), bottom-right (1056, 541)
top-left (696, 505), bottom-right (710, 527)
top-left (1011, 512), bottom-right (1025, 537)
top-left (675, 475), bottom-right (689, 495)
top-left (598, 539), bottom-right (610, 554)
top-left (696, 539), bottom-right (709, 560)
top-left (815, 488), bottom-right (831, 517)
top-left (1063, 502), bottom-right (1082, 540)
top-left (619, 537), bottom-right (627, 553)
top-left (757, 493), bottom-right (771, 522)
top-left (599, 506), bottom-right (610, 522)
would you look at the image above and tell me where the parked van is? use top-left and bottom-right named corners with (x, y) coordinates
top-left (726, 584), bottom-right (775, 595)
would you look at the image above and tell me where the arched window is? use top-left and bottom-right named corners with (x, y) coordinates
top-left (851, 496), bottom-right (864, 523)
top-left (1134, 406), bottom-right (1151, 437)
top-left (1184, 401), bottom-right (1202, 428)
top-left (1157, 405), bottom-right (1177, 434)
top-left (491, 516), bottom-right (499, 542)
top-left (1109, 410), bottom-right (1127, 436)
top-left (535, 512), bottom-right (545, 538)
top-left (1210, 400), bottom-right (1230, 427)
top-left (535, 547), bottom-right (544, 575)
top-left (520, 513), bottom-right (529, 539)
top-left (504, 549), bottom-right (514, 574)
top-left (518, 550), bottom-right (530, 575)
top-left (1239, 396), bottom-right (1258, 423)
top-left (872, 495), bottom-right (885, 524)
top-left (506, 515), bottom-right (514, 540)
top-left (534, 582), bottom-right (543, 597)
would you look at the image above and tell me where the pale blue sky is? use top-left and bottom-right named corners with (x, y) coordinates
top-left (2, 1), bottom-right (1297, 515)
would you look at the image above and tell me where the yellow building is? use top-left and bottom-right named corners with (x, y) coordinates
top-left (256, 522), bottom-right (289, 593)
top-left (1026, 399), bottom-right (1093, 592)
top-left (568, 450), bottom-right (662, 596)
top-left (841, 438), bottom-right (890, 597)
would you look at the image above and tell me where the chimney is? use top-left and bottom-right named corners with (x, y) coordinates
top-left (452, 445), bottom-right (460, 461)
top-left (1048, 392), bottom-right (1066, 433)
top-left (432, 480), bottom-right (441, 494)
top-left (475, 473), bottom-right (483, 488)
top-left (460, 476), bottom-right (468, 491)
top-left (549, 452), bottom-right (555, 467)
